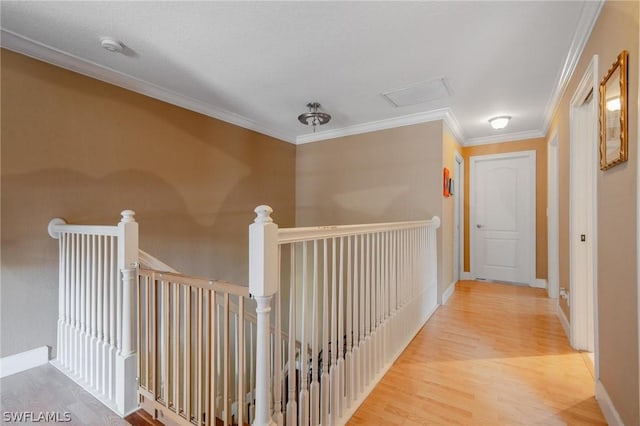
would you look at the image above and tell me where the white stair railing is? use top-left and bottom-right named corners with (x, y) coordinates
top-left (48, 210), bottom-right (139, 416)
top-left (49, 206), bottom-right (439, 426)
top-left (137, 268), bottom-right (254, 426)
top-left (249, 205), bottom-right (440, 426)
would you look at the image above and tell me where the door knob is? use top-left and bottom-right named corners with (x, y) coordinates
top-left (477, 224), bottom-right (483, 228)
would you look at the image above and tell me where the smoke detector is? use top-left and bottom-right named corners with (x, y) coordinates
top-left (100, 37), bottom-right (124, 53)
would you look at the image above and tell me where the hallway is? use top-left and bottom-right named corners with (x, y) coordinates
top-left (348, 280), bottom-right (606, 425)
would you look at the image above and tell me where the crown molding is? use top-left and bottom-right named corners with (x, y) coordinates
top-left (464, 129), bottom-right (545, 147)
top-left (541, 0), bottom-right (604, 136)
top-left (443, 109), bottom-right (466, 146)
top-left (296, 108), bottom-right (466, 145)
top-left (0, 29), bottom-right (296, 144)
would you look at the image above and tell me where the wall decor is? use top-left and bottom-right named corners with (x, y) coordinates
top-left (599, 50), bottom-right (628, 170)
top-left (443, 167), bottom-right (450, 197)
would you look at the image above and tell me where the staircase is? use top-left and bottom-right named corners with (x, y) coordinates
top-left (49, 206), bottom-right (440, 425)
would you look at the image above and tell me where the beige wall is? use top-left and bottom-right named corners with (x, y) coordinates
top-left (442, 125), bottom-right (463, 290)
top-left (547, 1), bottom-right (639, 424)
top-left (296, 121), bottom-right (449, 294)
top-left (1, 50), bottom-right (296, 358)
top-left (461, 138), bottom-right (548, 279)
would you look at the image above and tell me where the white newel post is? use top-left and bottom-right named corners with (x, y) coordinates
top-left (116, 210), bottom-right (139, 416)
top-left (249, 205), bottom-right (278, 426)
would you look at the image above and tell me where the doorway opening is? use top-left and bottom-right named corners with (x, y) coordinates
top-left (569, 55), bottom-right (598, 375)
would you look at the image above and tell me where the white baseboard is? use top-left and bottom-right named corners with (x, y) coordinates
top-left (442, 281), bottom-right (456, 305)
top-left (556, 303), bottom-right (571, 341)
top-left (595, 379), bottom-right (624, 426)
top-left (531, 278), bottom-right (548, 289)
top-left (461, 271), bottom-right (473, 280)
top-left (0, 346), bottom-right (49, 378)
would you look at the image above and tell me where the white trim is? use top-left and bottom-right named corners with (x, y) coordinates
top-left (49, 359), bottom-right (137, 417)
top-left (461, 271), bottom-right (473, 281)
top-left (547, 130), bottom-right (560, 299)
top-left (569, 55), bottom-right (598, 354)
top-left (0, 29), bottom-right (296, 144)
top-left (541, 1), bottom-right (605, 135)
top-left (454, 151), bottom-right (465, 283)
top-left (296, 108), bottom-right (466, 145)
top-left (556, 303), bottom-right (571, 341)
top-left (442, 281), bottom-right (457, 305)
top-left (470, 151), bottom-right (536, 285)
top-left (0, 346), bottom-right (49, 378)
top-left (532, 279), bottom-right (547, 289)
top-left (595, 380), bottom-right (624, 426)
top-left (338, 302), bottom-right (439, 426)
top-left (464, 129), bottom-right (545, 147)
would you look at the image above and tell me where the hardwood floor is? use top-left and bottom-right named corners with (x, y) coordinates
top-left (347, 280), bottom-right (606, 426)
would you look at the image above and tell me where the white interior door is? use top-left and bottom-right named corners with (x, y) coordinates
top-left (471, 151), bottom-right (536, 285)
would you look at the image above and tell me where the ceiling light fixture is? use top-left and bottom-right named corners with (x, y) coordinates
top-left (100, 37), bottom-right (124, 53)
top-left (298, 102), bottom-right (331, 132)
top-left (489, 115), bottom-right (511, 130)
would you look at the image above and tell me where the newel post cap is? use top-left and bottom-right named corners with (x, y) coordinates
top-left (431, 216), bottom-right (441, 229)
top-left (120, 210), bottom-right (136, 223)
top-left (254, 205), bottom-right (273, 224)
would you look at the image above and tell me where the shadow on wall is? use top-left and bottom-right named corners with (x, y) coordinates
top-left (1, 167), bottom-right (288, 284)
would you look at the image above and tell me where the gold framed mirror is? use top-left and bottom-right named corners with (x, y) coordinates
top-left (599, 50), bottom-right (628, 170)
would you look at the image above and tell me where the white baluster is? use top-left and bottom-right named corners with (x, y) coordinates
top-left (330, 237), bottom-right (338, 424)
top-left (300, 240), bottom-right (309, 426)
top-left (310, 240), bottom-right (320, 426)
top-left (58, 233), bottom-right (66, 369)
top-left (337, 236), bottom-right (345, 420)
top-left (272, 246), bottom-right (283, 426)
top-left (109, 235), bottom-right (116, 400)
top-left (249, 318), bottom-right (255, 422)
top-left (321, 239), bottom-right (330, 426)
top-left (358, 234), bottom-right (365, 394)
top-left (372, 232), bottom-right (378, 375)
top-left (345, 236), bottom-right (353, 408)
top-left (79, 234), bottom-right (86, 377)
top-left (249, 205), bottom-right (278, 426)
top-left (365, 233), bottom-right (371, 386)
top-left (89, 235), bottom-right (97, 388)
top-left (286, 244), bottom-right (297, 426)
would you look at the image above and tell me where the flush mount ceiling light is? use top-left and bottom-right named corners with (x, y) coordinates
top-left (100, 37), bottom-right (124, 53)
top-left (489, 115), bottom-right (511, 130)
top-left (298, 102), bottom-right (331, 132)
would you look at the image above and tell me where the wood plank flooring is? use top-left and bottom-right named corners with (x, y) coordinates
top-left (347, 280), bottom-right (606, 425)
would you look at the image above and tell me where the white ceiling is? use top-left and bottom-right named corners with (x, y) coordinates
top-left (0, 1), bottom-right (603, 145)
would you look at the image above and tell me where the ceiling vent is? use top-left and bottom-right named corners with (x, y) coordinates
top-left (383, 78), bottom-right (452, 107)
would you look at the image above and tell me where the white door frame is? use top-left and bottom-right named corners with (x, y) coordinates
top-left (470, 150), bottom-right (536, 285)
top-left (547, 131), bottom-right (560, 299)
top-left (453, 151), bottom-right (464, 282)
top-left (569, 55), bottom-right (599, 366)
